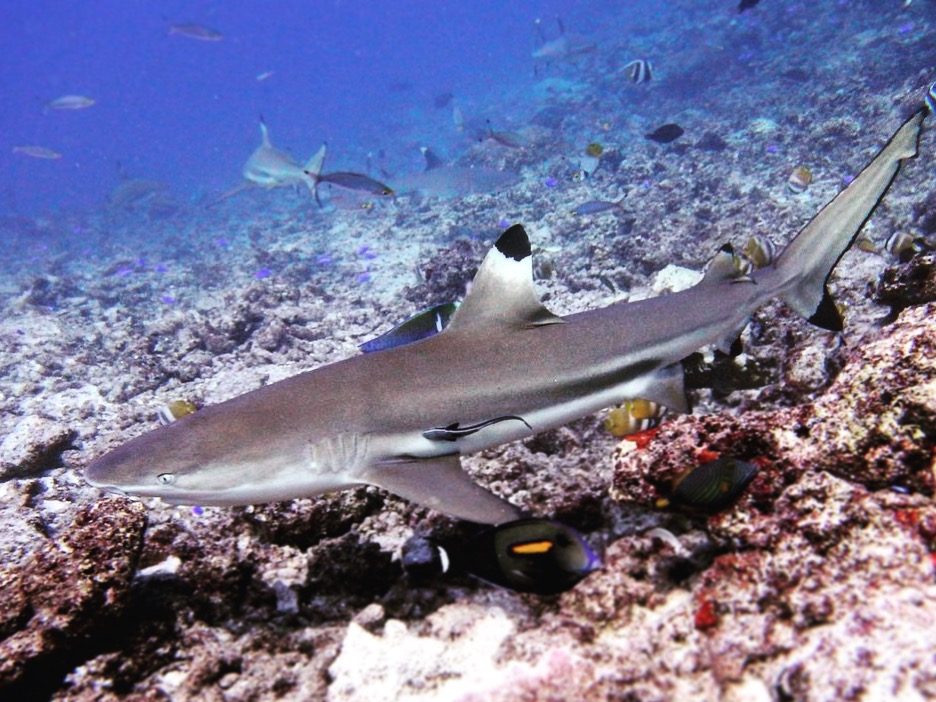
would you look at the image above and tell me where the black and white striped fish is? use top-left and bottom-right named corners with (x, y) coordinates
top-left (624, 59), bottom-right (653, 84)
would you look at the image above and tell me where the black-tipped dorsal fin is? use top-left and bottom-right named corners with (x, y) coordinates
top-left (446, 225), bottom-right (564, 332)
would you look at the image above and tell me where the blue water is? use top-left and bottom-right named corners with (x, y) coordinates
top-left (2, 1), bottom-right (932, 226)
top-left (2, 0), bottom-right (628, 216)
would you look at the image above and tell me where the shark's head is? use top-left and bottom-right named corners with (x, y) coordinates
top-left (84, 411), bottom-right (319, 506)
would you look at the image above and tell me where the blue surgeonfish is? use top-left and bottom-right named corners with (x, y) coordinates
top-left (85, 97), bottom-right (929, 526)
top-left (401, 518), bottom-right (601, 594)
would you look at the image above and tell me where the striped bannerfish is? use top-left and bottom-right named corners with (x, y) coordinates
top-left (741, 235), bottom-right (777, 269)
top-left (624, 59), bottom-right (653, 84)
top-left (884, 232), bottom-right (920, 263)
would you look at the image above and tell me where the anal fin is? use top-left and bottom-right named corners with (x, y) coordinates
top-left (364, 454), bottom-right (522, 524)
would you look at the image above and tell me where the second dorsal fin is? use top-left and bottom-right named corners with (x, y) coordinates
top-left (446, 225), bottom-right (563, 332)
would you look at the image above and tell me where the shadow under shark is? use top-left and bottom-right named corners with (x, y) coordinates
top-left (86, 106), bottom-right (928, 524)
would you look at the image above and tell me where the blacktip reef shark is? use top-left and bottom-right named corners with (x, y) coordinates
top-left (86, 98), bottom-right (931, 525)
top-left (210, 119), bottom-right (326, 205)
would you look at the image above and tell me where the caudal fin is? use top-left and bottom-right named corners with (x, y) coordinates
top-left (771, 106), bottom-right (927, 331)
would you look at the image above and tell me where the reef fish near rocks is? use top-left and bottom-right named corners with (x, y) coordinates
top-left (402, 518), bottom-right (601, 594)
top-left (85, 104), bottom-right (928, 525)
top-left (664, 456), bottom-right (759, 514)
top-left (646, 123), bottom-right (685, 143)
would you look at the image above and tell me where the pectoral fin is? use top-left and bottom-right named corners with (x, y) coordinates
top-left (364, 454), bottom-right (522, 524)
top-left (640, 363), bottom-right (690, 414)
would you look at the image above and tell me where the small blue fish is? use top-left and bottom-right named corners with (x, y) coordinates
top-left (401, 518), bottom-right (601, 594)
top-left (926, 81), bottom-right (936, 115)
top-left (359, 302), bottom-right (458, 353)
top-left (573, 197), bottom-right (626, 216)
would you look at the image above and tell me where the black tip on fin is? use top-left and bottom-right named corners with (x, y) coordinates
top-left (808, 288), bottom-right (843, 332)
top-left (495, 225), bottom-right (531, 262)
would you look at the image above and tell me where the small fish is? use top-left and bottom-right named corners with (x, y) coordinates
top-left (925, 81), bottom-right (936, 115)
top-left (573, 197), bottom-right (626, 216)
top-left (578, 143), bottom-right (603, 178)
top-left (45, 95), bottom-right (95, 111)
top-left (740, 235), bottom-right (777, 269)
top-left (604, 398), bottom-right (666, 438)
top-left (884, 232), bottom-right (920, 262)
top-left (359, 302), bottom-right (458, 353)
top-left (452, 105), bottom-right (465, 133)
top-left (703, 244), bottom-right (754, 281)
top-left (12, 145), bottom-right (62, 160)
top-left (623, 59), bottom-right (653, 84)
top-left (855, 233), bottom-right (880, 254)
top-left (738, 0), bottom-right (761, 11)
top-left (316, 172), bottom-right (394, 196)
top-left (401, 518), bottom-right (601, 594)
top-left (664, 456), bottom-right (758, 514)
top-left (787, 165), bottom-right (812, 193)
top-left (578, 155), bottom-right (600, 178)
top-left (168, 23), bottom-right (223, 42)
top-left (645, 123), bottom-right (684, 143)
top-left (157, 399), bottom-right (198, 426)
top-left (485, 121), bottom-right (525, 149)
top-left (256, 71), bottom-right (275, 82)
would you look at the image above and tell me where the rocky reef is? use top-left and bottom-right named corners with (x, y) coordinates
top-left (2, 1), bottom-right (936, 700)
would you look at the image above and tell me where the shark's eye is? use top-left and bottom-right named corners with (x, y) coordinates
top-left (157, 473), bottom-right (176, 485)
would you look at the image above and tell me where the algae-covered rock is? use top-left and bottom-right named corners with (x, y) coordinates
top-left (0, 415), bottom-right (75, 480)
top-left (0, 498), bottom-right (146, 697)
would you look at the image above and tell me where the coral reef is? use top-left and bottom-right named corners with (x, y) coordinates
top-left (1, 1), bottom-right (935, 699)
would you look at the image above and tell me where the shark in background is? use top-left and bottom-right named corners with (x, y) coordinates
top-left (210, 120), bottom-right (326, 205)
top-left (86, 102), bottom-right (929, 525)
top-left (391, 146), bottom-right (518, 199)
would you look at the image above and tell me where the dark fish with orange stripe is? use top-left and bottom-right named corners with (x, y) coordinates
top-left (402, 518), bottom-right (601, 594)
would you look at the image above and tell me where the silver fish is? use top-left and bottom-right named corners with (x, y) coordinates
top-left (12, 145), bottom-right (62, 160)
top-left (573, 198), bottom-right (626, 216)
top-left (45, 95), bottom-right (95, 111)
top-left (168, 23), bottom-right (223, 42)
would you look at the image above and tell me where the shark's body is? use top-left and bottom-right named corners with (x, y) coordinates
top-left (86, 107), bottom-right (928, 524)
top-left (212, 122), bottom-right (325, 205)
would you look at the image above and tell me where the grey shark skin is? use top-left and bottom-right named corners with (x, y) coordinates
top-left (209, 121), bottom-right (326, 207)
top-left (85, 108), bottom-right (928, 524)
